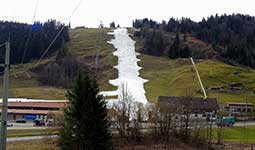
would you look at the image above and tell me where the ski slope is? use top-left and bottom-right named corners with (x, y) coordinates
top-left (101, 28), bottom-right (148, 104)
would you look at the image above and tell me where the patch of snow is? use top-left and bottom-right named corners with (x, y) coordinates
top-left (101, 28), bottom-right (148, 104)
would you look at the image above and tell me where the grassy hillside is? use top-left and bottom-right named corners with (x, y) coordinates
top-left (130, 29), bottom-right (255, 104)
top-left (0, 28), bottom-right (117, 100)
top-left (67, 28), bottom-right (117, 91)
top-left (0, 60), bottom-right (67, 100)
top-left (139, 55), bottom-right (255, 104)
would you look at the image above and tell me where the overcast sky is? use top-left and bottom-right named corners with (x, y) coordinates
top-left (1, 0), bottom-right (255, 28)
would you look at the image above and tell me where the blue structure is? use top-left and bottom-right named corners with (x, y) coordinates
top-left (25, 114), bottom-right (37, 120)
top-left (32, 22), bottom-right (42, 31)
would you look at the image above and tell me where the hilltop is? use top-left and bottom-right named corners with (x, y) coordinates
top-left (0, 28), bottom-right (117, 99)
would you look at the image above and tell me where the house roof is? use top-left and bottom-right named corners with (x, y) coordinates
top-left (0, 102), bottom-right (68, 109)
top-left (158, 96), bottom-right (219, 111)
top-left (0, 109), bottom-right (59, 115)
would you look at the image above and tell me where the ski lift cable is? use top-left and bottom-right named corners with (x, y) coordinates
top-left (8, 0), bottom-right (83, 77)
top-left (21, 0), bottom-right (40, 65)
top-left (34, 0), bottom-right (83, 67)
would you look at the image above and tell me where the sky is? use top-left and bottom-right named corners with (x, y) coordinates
top-left (1, 0), bottom-right (255, 28)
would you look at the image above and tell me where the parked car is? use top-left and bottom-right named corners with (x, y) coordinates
top-left (0, 120), bottom-right (13, 127)
top-left (15, 119), bottom-right (26, 123)
top-left (7, 121), bottom-right (13, 127)
top-left (216, 116), bottom-right (235, 127)
top-left (33, 120), bottom-right (46, 126)
top-left (46, 119), bottom-right (54, 126)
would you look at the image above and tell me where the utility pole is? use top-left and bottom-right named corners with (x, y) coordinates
top-left (95, 22), bottom-right (103, 75)
top-left (0, 41), bottom-right (10, 150)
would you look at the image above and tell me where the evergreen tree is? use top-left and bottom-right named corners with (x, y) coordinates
top-left (56, 41), bottom-right (69, 61)
top-left (133, 14), bottom-right (255, 67)
top-left (183, 33), bottom-right (187, 42)
top-left (168, 33), bottom-right (180, 58)
top-left (180, 45), bottom-right (191, 58)
top-left (0, 20), bottom-right (69, 64)
top-left (109, 22), bottom-right (116, 28)
top-left (60, 72), bottom-right (112, 150)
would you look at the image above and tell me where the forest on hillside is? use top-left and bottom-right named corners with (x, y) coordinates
top-left (0, 20), bottom-right (70, 64)
top-left (133, 14), bottom-right (255, 68)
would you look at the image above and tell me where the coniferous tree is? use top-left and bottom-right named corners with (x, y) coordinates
top-left (180, 45), bottom-right (191, 58)
top-left (0, 20), bottom-right (69, 64)
top-left (168, 33), bottom-right (180, 58)
top-left (153, 30), bottom-right (164, 56)
top-left (60, 72), bottom-right (112, 150)
top-left (109, 22), bottom-right (116, 28)
top-left (133, 14), bottom-right (255, 67)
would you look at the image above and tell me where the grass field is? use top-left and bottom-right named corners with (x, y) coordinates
top-left (7, 128), bottom-right (58, 138)
top-left (130, 29), bottom-right (255, 104)
top-left (0, 28), bottom-right (117, 100)
top-left (212, 126), bottom-right (255, 144)
top-left (8, 139), bottom-right (59, 150)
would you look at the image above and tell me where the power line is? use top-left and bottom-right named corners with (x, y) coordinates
top-left (21, 0), bottom-right (40, 65)
top-left (34, 0), bottom-right (83, 67)
top-left (0, 42), bottom-right (6, 47)
top-left (8, 0), bottom-right (83, 77)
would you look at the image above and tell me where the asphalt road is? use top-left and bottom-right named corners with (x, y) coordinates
top-left (234, 121), bottom-right (255, 127)
top-left (7, 122), bottom-right (48, 130)
top-left (7, 135), bottom-right (58, 142)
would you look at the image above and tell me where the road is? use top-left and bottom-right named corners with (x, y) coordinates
top-left (6, 121), bottom-right (255, 142)
top-left (7, 135), bottom-right (58, 142)
top-left (234, 121), bottom-right (255, 127)
top-left (7, 122), bottom-right (48, 130)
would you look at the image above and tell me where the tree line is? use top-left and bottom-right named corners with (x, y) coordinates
top-left (133, 14), bottom-right (255, 68)
top-left (0, 20), bottom-right (70, 64)
top-left (137, 25), bottom-right (191, 58)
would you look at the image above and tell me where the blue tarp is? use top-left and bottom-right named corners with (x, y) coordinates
top-left (25, 114), bottom-right (37, 120)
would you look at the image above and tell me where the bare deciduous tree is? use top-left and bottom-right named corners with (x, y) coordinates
top-left (113, 84), bottom-right (133, 141)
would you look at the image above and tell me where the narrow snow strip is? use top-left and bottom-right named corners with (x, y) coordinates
top-left (101, 28), bottom-right (148, 104)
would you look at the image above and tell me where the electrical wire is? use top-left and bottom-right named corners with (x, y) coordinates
top-left (0, 43), bottom-right (6, 47)
top-left (21, 0), bottom-right (40, 65)
top-left (8, 0), bottom-right (83, 77)
top-left (34, 0), bottom-right (83, 68)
